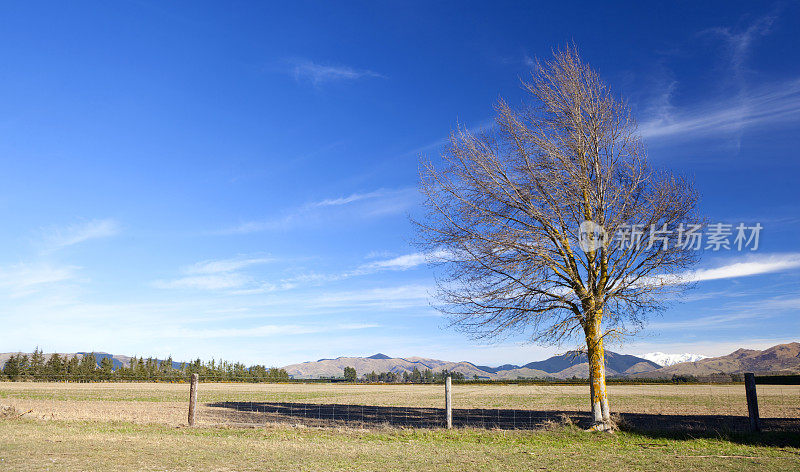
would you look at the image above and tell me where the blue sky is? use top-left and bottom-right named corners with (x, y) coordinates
top-left (0, 1), bottom-right (799, 366)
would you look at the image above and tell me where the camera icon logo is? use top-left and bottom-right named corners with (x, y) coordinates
top-left (578, 220), bottom-right (608, 252)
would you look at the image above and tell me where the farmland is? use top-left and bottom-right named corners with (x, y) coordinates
top-left (1, 382), bottom-right (799, 471)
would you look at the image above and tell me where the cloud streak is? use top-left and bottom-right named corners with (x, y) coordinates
top-left (42, 218), bottom-right (120, 250)
top-left (311, 189), bottom-right (397, 208)
top-left (186, 256), bottom-right (274, 275)
top-left (170, 322), bottom-right (379, 339)
top-left (361, 249), bottom-right (449, 271)
top-left (683, 253), bottom-right (800, 283)
top-left (639, 13), bottom-right (792, 144)
top-left (0, 263), bottom-right (78, 297)
top-left (222, 187), bottom-right (418, 235)
top-left (154, 247), bottom-right (440, 295)
top-left (626, 253), bottom-right (800, 292)
top-left (154, 255), bottom-right (274, 291)
top-left (639, 79), bottom-right (800, 140)
top-left (289, 59), bottom-right (384, 86)
top-left (700, 13), bottom-right (775, 82)
top-left (154, 273), bottom-right (251, 291)
top-left (312, 284), bottom-right (433, 310)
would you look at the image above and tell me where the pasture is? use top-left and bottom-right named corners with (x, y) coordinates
top-left (1, 382), bottom-right (799, 471)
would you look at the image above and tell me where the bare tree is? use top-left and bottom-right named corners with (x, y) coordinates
top-left (415, 46), bottom-right (700, 430)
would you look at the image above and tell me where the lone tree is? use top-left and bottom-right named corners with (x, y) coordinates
top-left (416, 47), bottom-right (699, 430)
top-left (343, 366), bottom-right (357, 381)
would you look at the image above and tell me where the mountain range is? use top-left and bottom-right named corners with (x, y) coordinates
top-left (3, 342), bottom-right (798, 379)
top-left (284, 343), bottom-right (800, 379)
top-left (283, 350), bottom-right (662, 379)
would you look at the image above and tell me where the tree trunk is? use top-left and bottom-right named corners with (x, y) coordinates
top-left (585, 314), bottom-right (612, 431)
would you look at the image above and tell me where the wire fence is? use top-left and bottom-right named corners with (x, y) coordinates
top-left (193, 381), bottom-right (800, 432)
top-left (201, 401), bottom-right (576, 429)
top-left (1, 377), bottom-right (798, 433)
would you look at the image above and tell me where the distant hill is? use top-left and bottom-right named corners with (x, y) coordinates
top-left (633, 342), bottom-right (800, 378)
top-left (282, 350), bottom-right (660, 379)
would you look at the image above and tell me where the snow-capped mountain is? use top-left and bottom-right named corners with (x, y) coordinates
top-left (639, 352), bottom-right (708, 367)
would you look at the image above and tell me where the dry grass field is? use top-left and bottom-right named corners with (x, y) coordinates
top-left (1, 382), bottom-right (799, 471)
top-left (1, 382), bottom-right (798, 426)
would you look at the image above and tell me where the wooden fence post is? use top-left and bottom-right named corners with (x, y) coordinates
top-left (744, 372), bottom-right (760, 433)
top-left (445, 375), bottom-right (452, 429)
top-left (188, 373), bottom-right (199, 426)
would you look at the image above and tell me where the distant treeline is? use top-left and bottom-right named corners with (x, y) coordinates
top-left (465, 373), bottom-right (750, 385)
top-left (340, 369), bottom-right (739, 384)
top-left (0, 349), bottom-right (289, 382)
top-left (341, 372), bottom-right (750, 385)
top-left (345, 367), bottom-right (467, 383)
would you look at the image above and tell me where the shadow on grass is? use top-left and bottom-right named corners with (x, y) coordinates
top-left (205, 401), bottom-right (800, 446)
top-left (615, 412), bottom-right (800, 448)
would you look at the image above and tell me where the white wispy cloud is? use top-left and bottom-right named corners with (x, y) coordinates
top-left (311, 189), bottom-right (396, 208)
top-left (154, 255), bottom-right (273, 291)
top-left (0, 263), bottom-right (78, 297)
top-left (648, 312), bottom-right (764, 330)
top-left (289, 59), bottom-right (385, 86)
top-left (153, 247), bottom-right (438, 295)
top-left (644, 295), bottom-right (800, 332)
top-left (639, 14), bottom-right (792, 144)
top-left (153, 273), bottom-right (251, 291)
top-left (238, 249), bottom-right (444, 293)
top-left (186, 256), bottom-right (273, 274)
top-left (170, 322), bottom-right (379, 339)
top-left (682, 253), bottom-right (800, 283)
top-left (222, 187), bottom-right (418, 235)
top-left (364, 252), bottom-right (428, 270)
top-left (639, 79), bottom-right (800, 140)
top-left (224, 220), bottom-right (280, 235)
top-left (361, 249), bottom-right (449, 271)
top-left (626, 253), bottom-right (800, 292)
top-left (313, 284), bottom-right (433, 310)
top-left (406, 119), bottom-right (496, 157)
top-left (700, 13), bottom-right (775, 82)
top-left (42, 218), bottom-right (120, 250)
top-left (308, 188), bottom-right (418, 214)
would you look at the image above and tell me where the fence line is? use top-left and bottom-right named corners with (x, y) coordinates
top-left (1, 375), bottom-right (798, 433)
top-left (189, 374), bottom-right (800, 432)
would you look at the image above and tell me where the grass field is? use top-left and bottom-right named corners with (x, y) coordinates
top-left (1, 382), bottom-right (799, 471)
top-left (1, 382), bottom-right (798, 425)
